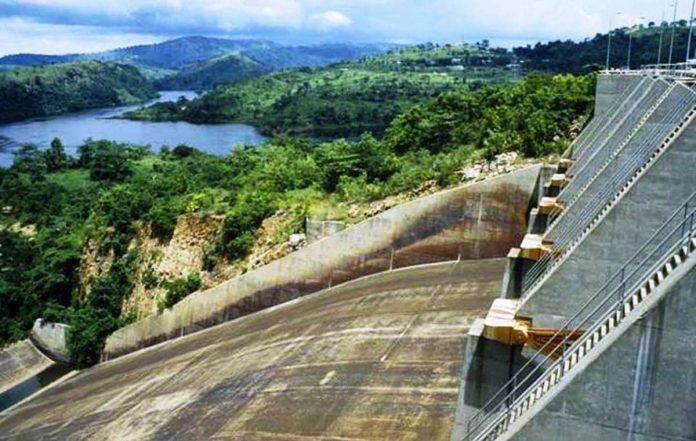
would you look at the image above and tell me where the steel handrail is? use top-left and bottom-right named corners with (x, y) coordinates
top-left (547, 87), bottom-right (696, 249)
top-left (561, 80), bottom-right (672, 206)
top-left (548, 83), bottom-right (696, 240)
top-left (465, 192), bottom-right (696, 441)
top-left (521, 88), bottom-right (696, 295)
top-left (569, 76), bottom-right (648, 161)
top-left (566, 76), bottom-right (655, 171)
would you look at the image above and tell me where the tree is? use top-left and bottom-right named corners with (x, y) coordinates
top-left (12, 143), bottom-right (46, 182)
top-left (89, 143), bottom-right (132, 182)
top-left (45, 138), bottom-right (69, 172)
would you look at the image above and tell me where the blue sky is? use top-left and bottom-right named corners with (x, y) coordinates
top-left (0, 0), bottom-right (686, 55)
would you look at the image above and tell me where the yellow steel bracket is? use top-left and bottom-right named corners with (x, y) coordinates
top-left (482, 299), bottom-right (583, 359)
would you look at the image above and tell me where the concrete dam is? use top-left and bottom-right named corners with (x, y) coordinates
top-left (1, 67), bottom-right (695, 440)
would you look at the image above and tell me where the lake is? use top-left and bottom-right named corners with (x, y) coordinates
top-left (0, 91), bottom-right (266, 167)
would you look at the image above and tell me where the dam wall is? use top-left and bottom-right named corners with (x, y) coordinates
top-left (104, 166), bottom-right (543, 359)
top-left (0, 340), bottom-right (54, 397)
top-left (519, 107), bottom-right (696, 328)
top-left (593, 73), bottom-right (642, 118)
top-left (508, 262), bottom-right (696, 441)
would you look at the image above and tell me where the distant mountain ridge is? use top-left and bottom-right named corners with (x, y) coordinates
top-left (0, 36), bottom-right (396, 89)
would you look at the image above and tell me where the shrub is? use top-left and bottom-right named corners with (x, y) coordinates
top-left (158, 273), bottom-right (202, 311)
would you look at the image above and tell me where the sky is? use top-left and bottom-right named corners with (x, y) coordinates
top-left (0, 0), bottom-right (688, 56)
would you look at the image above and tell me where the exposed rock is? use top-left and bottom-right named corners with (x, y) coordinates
top-left (79, 238), bottom-right (115, 299)
top-left (119, 214), bottom-right (224, 318)
top-left (457, 151), bottom-right (533, 183)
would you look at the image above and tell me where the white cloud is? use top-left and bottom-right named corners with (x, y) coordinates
top-left (0, 0), bottom-right (685, 55)
top-left (308, 10), bottom-right (352, 28)
top-left (0, 18), bottom-right (162, 55)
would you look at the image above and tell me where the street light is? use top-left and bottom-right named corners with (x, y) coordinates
top-left (606, 11), bottom-right (623, 70)
top-left (687, 0), bottom-right (696, 61)
top-left (627, 17), bottom-right (646, 69)
top-left (658, 9), bottom-right (666, 63)
top-left (668, 1), bottom-right (678, 64)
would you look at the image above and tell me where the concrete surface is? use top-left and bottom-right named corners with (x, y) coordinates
top-left (593, 74), bottom-right (642, 119)
top-left (0, 259), bottom-right (505, 441)
top-left (519, 108), bottom-right (696, 328)
top-left (31, 320), bottom-right (71, 364)
top-left (305, 219), bottom-right (346, 243)
top-left (0, 340), bottom-right (55, 396)
top-left (105, 167), bottom-right (541, 359)
top-left (508, 262), bottom-right (696, 441)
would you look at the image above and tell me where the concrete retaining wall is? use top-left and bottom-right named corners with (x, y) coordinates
top-left (0, 340), bottom-right (54, 396)
top-left (104, 166), bottom-right (542, 359)
top-left (30, 320), bottom-right (71, 364)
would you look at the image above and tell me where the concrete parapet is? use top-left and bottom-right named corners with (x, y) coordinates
top-left (305, 219), bottom-right (346, 243)
top-left (104, 166), bottom-right (543, 359)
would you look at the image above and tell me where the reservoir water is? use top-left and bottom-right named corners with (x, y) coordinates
top-left (0, 91), bottom-right (266, 167)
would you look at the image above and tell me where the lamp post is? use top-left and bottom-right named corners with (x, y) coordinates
top-left (658, 9), bottom-right (666, 63)
top-left (687, 0), bottom-right (696, 61)
top-left (627, 17), bottom-right (646, 69)
top-left (606, 11), bottom-right (623, 70)
top-left (668, 1), bottom-right (678, 64)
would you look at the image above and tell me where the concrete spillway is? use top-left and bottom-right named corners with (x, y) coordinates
top-left (104, 166), bottom-right (541, 360)
top-left (0, 259), bottom-right (505, 441)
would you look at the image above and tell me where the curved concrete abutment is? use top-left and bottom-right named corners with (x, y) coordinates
top-left (0, 258), bottom-right (506, 441)
top-left (104, 166), bottom-right (544, 360)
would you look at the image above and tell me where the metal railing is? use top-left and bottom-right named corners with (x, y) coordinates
top-left (522, 84), bottom-right (696, 295)
top-left (559, 80), bottom-right (672, 208)
top-left (463, 192), bottom-right (696, 441)
top-left (569, 76), bottom-right (650, 167)
top-left (547, 84), bottom-right (696, 248)
top-left (605, 63), bottom-right (696, 80)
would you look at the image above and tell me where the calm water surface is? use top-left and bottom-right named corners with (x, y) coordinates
top-left (0, 91), bottom-right (265, 167)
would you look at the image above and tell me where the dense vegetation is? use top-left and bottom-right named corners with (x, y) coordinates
top-left (515, 22), bottom-right (696, 73)
top-left (0, 73), bottom-right (594, 365)
top-left (154, 52), bottom-right (267, 90)
top-left (0, 61), bottom-right (157, 123)
top-left (123, 43), bottom-right (514, 137)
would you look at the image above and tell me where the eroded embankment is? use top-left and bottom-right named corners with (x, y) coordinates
top-left (104, 166), bottom-right (543, 359)
top-left (0, 258), bottom-right (505, 441)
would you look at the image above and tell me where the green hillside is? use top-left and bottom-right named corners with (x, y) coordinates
top-left (0, 61), bottom-right (157, 123)
top-left (0, 37), bottom-right (393, 89)
top-left (123, 43), bottom-right (514, 137)
top-left (154, 52), bottom-right (268, 90)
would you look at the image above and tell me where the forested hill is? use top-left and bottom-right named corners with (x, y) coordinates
top-left (514, 23), bottom-right (695, 73)
top-left (123, 43), bottom-right (515, 137)
top-left (0, 61), bottom-right (157, 123)
top-left (0, 37), bottom-right (394, 86)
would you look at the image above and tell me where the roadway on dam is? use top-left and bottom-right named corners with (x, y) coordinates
top-left (0, 258), bottom-right (505, 441)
